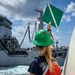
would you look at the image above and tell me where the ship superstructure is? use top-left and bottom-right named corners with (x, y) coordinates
top-left (0, 16), bottom-right (28, 56)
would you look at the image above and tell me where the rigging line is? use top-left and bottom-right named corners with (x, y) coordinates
top-left (28, 23), bottom-right (37, 42)
top-left (32, 29), bottom-right (34, 41)
top-left (19, 26), bottom-right (28, 47)
top-left (32, 24), bottom-right (36, 41)
top-left (20, 23), bottom-right (37, 46)
top-left (28, 25), bottom-right (31, 42)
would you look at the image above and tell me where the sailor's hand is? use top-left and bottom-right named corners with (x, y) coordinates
top-left (48, 22), bottom-right (51, 28)
top-left (46, 22), bottom-right (51, 30)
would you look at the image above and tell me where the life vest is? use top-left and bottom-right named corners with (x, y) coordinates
top-left (43, 62), bottom-right (61, 75)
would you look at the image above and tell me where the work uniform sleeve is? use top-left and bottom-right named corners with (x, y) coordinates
top-left (28, 61), bottom-right (39, 75)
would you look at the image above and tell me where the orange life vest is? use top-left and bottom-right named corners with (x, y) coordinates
top-left (43, 62), bottom-right (61, 75)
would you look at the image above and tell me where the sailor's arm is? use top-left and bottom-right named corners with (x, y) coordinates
top-left (46, 22), bottom-right (51, 30)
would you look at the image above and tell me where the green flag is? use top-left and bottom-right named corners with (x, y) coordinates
top-left (42, 4), bottom-right (63, 28)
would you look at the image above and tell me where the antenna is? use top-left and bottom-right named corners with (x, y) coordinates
top-left (56, 40), bottom-right (59, 49)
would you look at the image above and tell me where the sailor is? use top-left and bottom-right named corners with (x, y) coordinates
top-left (46, 22), bottom-right (55, 49)
top-left (28, 29), bottom-right (61, 75)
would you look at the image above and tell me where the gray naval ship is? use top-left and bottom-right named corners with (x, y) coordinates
top-left (0, 10), bottom-right (68, 66)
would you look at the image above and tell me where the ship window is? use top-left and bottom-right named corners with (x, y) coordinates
top-left (0, 19), bottom-right (3, 22)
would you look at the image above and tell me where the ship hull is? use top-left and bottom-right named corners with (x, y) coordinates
top-left (0, 50), bottom-right (65, 67)
top-left (0, 50), bottom-right (38, 66)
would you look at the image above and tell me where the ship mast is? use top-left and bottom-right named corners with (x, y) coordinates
top-left (35, 9), bottom-right (43, 30)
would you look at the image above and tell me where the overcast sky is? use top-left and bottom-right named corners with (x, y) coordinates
top-left (0, 0), bottom-right (75, 48)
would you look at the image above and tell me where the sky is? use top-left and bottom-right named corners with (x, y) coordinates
top-left (0, 0), bottom-right (75, 48)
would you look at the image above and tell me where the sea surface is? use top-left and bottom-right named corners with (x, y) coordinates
top-left (0, 65), bottom-right (29, 75)
top-left (0, 65), bottom-right (63, 75)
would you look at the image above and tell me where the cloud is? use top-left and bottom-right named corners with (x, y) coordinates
top-left (0, 0), bottom-right (48, 48)
top-left (62, 15), bottom-right (71, 22)
top-left (68, 31), bottom-right (72, 34)
top-left (71, 12), bottom-right (75, 16)
top-left (0, 0), bottom-right (46, 20)
top-left (56, 29), bottom-right (59, 32)
top-left (0, 0), bottom-right (26, 7)
top-left (65, 2), bottom-right (75, 16)
top-left (62, 2), bottom-right (75, 22)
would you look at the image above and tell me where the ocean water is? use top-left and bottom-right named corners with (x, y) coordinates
top-left (0, 65), bottom-right (29, 75)
top-left (0, 65), bottom-right (63, 75)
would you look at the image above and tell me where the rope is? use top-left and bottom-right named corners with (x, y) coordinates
top-left (20, 23), bottom-right (37, 47)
